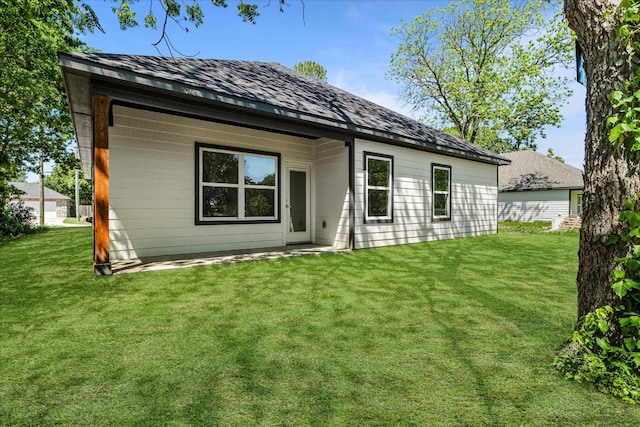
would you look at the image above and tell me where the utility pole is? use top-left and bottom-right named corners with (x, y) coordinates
top-left (75, 168), bottom-right (80, 221)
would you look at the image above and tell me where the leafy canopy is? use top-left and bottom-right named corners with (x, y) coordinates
top-left (607, 0), bottom-right (640, 161)
top-left (108, 0), bottom-right (290, 55)
top-left (294, 61), bottom-right (328, 83)
top-left (0, 0), bottom-right (97, 232)
top-left (388, 0), bottom-right (572, 153)
top-left (546, 148), bottom-right (565, 163)
top-left (44, 157), bottom-right (92, 206)
top-left (0, 0), bottom-right (91, 172)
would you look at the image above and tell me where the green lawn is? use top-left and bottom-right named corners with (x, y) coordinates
top-left (1, 228), bottom-right (640, 426)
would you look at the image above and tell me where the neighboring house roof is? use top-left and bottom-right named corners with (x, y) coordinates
top-left (498, 150), bottom-right (583, 192)
top-left (59, 52), bottom-right (509, 178)
top-left (10, 182), bottom-right (70, 200)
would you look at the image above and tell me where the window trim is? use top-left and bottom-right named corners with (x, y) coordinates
top-left (364, 151), bottom-right (394, 224)
top-left (577, 192), bottom-right (583, 215)
top-left (195, 142), bottom-right (281, 225)
top-left (432, 163), bottom-right (452, 222)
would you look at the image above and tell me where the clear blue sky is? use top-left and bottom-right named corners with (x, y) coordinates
top-left (76, 0), bottom-right (586, 169)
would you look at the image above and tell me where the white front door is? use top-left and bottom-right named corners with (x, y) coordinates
top-left (286, 164), bottom-right (311, 244)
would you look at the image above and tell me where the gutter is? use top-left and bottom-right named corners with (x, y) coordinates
top-left (498, 186), bottom-right (584, 193)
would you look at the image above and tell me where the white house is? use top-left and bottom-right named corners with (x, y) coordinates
top-left (498, 150), bottom-right (584, 222)
top-left (59, 52), bottom-right (508, 275)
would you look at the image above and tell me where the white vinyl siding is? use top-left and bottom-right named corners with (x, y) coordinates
top-left (354, 139), bottom-right (498, 249)
top-left (108, 106), bottom-right (500, 260)
top-left (498, 189), bottom-right (570, 222)
top-left (314, 139), bottom-right (350, 248)
top-left (108, 105), bottom-right (313, 260)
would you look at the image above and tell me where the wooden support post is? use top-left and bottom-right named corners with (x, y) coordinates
top-left (93, 94), bottom-right (111, 275)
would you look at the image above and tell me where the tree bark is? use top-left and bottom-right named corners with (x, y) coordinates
top-left (565, 0), bottom-right (640, 318)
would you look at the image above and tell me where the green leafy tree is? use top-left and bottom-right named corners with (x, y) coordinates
top-left (0, 0), bottom-right (97, 233)
top-left (44, 159), bottom-right (92, 206)
top-left (443, 126), bottom-right (510, 153)
top-left (294, 60), bottom-right (328, 83)
top-left (546, 148), bottom-right (565, 163)
top-left (0, 0), bottom-right (92, 169)
top-left (389, 0), bottom-right (573, 153)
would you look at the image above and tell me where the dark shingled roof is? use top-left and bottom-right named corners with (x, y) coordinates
top-left (10, 182), bottom-right (70, 200)
top-left (498, 150), bottom-right (583, 192)
top-left (60, 52), bottom-right (507, 166)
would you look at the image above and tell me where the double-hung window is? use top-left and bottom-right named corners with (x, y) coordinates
top-left (364, 152), bottom-right (393, 223)
top-left (196, 143), bottom-right (279, 224)
top-left (432, 164), bottom-right (451, 221)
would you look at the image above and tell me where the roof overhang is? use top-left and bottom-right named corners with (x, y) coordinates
top-left (61, 69), bottom-right (93, 179)
top-left (59, 52), bottom-right (509, 179)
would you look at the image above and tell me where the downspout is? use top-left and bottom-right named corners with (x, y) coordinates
top-left (495, 167), bottom-right (499, 234)
top-left (347, 139), bottom-right (355, 250)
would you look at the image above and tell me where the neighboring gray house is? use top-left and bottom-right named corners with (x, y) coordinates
top-left (498, 150), bottom-right (584, 222)
top-left (59, 52), bottom-right (508, 275)
top-left (10, 182), bottom-right (71, 220)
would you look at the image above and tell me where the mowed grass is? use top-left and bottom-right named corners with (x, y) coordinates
top-left (2, 228), bottom-right (640, 426)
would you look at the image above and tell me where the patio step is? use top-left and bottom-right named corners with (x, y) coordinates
top-left (556, 214), bottom-right (582, 231)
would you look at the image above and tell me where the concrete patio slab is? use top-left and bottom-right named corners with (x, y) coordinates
top-left (111, 244), bottom-right (346, 274)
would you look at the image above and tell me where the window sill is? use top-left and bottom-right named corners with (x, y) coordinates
top-left (364, 218), bottom-right (394, 224)
top-left (196, 219), bottom-right (281, 225)
top-left (432, 217), bottom-right (451, 222)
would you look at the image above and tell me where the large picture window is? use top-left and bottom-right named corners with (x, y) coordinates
top-left (364, 152), bottom-right (393, 223)
top-left (196, 143), bottom-right (279, 224)
top-left (432, 164), bottom-right (451, 221)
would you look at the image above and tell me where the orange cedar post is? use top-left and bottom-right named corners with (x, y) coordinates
top-left (93, 94), bottom-right (111, 275)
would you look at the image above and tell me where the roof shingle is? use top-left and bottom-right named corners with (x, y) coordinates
top-left (60, 52), bottom-right (507, 165)
top-left (10, 182), bottom-right (70, 200)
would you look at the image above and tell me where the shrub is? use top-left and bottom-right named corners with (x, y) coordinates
top-left (554, 306), bottom-right (640, 403)
top-left (0, 181), bottom-right (35, 238)
top-left (1, 201), bottom-right (35, 237)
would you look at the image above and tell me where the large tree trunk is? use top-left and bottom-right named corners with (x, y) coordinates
top-left (565, 0), bottom-right (640, 318)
